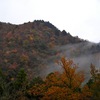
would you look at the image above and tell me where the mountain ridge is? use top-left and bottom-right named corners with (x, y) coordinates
top-left (0, 20), bottom-right (100, 78)
top-left (0, 20), bottom-right (84, 45)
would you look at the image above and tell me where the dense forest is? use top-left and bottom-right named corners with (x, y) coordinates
top-left (0, 20), bottom-right (84, 77)
top-left (0, 57), bottom-right (100, 100)
top-left (0, 20), bottom-right (100, 100)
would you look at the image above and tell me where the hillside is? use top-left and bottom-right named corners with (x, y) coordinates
top-left (0, 20), bottom-right (84, 77)
top-left (0, 20), bottom-right (100, 100)
top-left (0, 20), bottom-right (100, 78)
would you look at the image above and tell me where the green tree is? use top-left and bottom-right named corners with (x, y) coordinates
top-left (87, 64), bottom-right (100, 99)
top-left (14, 68), bottom-right (27, 89)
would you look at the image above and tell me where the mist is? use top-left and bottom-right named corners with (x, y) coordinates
top-left (40, 41), bottom-right (100, 81)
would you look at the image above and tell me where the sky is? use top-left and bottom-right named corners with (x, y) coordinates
top-left (0, 0), bottom-right (100, 43)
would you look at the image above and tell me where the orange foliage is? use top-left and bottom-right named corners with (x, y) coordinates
top-left (28, 57), bottom-right (90, 100)
top-left (9, 62), bottom-right (18, 69)
top-left (20, 54), bottom-right (29, 64)
top-left (28, 84), bottom-right (46, 98)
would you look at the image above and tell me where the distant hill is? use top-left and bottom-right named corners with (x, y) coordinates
top-left (0, 20), bottom-right (100, 78)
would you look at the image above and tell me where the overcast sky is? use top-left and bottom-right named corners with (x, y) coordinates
top-left (0, 0), bottom-right (100, 43)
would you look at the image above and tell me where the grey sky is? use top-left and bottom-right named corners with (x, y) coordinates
top-left (0, 0), bottom-right (100, 43)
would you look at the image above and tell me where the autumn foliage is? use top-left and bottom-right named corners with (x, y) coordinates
top-left (0, 57), bottom-right (100, 100)
top-left (27, 57), bottom-right (100, 100)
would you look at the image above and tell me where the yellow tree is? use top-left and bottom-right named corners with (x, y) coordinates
top-left (42, 57), bottom-right (85, 100)
top-left (28, 57), bottom-right (92, 100)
